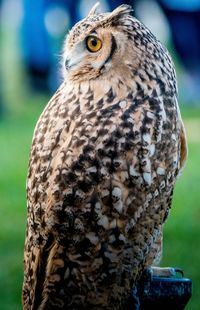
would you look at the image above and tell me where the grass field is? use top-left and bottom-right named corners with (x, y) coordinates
top-left (0, 90), bottom-right (200, 309)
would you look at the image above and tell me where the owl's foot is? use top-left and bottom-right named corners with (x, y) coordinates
top-left (137, 267), bottom-right (191, 309)
top-left (147, 266), bottom-right (184, 278)
top-left (137, 267), bottom-right (184, 294)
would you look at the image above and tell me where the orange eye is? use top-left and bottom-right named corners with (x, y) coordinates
top-left (86, 36), bottom-right (102, 52)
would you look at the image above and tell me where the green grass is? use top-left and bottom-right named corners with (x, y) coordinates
top-left (0, 96), bottom-right (46, 310)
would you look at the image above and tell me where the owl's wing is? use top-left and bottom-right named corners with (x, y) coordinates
top-left (146, 114), bottom-right (187, 271)
top-left (179, 119), bottom-right (187, 173)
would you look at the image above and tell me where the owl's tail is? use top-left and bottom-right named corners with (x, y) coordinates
top-left (22, 233), bottom-right (58, 310)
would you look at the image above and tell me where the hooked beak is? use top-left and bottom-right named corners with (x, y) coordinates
top-left (65, 58), bottom-right (71, 71)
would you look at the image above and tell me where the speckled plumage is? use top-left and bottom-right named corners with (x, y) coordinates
top-left (22, 4), bottom-right (187, 310)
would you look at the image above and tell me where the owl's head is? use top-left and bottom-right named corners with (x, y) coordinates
top-left (63, 3), bottom-right (145, 82)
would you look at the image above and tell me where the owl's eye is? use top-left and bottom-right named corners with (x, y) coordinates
top-left (86, 36), bottom-right (102, 52)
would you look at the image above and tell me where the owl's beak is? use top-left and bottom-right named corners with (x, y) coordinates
top-left (65, 55), bottom-right (82, 71)
top-left (65, 58), bottom-right (71, 70)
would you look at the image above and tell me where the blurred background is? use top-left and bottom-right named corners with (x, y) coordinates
top-left (0, 0), bottom-right (200, 309)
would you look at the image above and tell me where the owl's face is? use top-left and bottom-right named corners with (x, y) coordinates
top-left (63, 4), bottom-right (142, 82)
top-left (64, 28), bottom-right (119, 81)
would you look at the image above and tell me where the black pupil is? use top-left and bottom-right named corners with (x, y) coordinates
top-left (91, 38), bottom-right (97, 47)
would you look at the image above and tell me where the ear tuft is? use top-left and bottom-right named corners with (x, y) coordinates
top-left (110, 4), bottom-right (133, 18)
top-left (87, 2), bottom-right (100, 16)
top-left (100, 4), bottom-right (133, 26)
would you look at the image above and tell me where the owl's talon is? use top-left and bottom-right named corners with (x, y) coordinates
top-left (148, 266), bottom-right (184, 278)
top-left (174, 267), bottom-right (184, 277)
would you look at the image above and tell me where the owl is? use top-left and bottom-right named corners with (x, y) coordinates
top-left (22, 3), bottom-right (187, 310)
